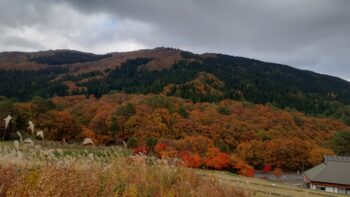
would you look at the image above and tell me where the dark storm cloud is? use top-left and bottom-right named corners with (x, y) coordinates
top-left (0, 0), bottom-right (350, 80)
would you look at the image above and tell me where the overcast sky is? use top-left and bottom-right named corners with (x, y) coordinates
top-left (0, 0), bottom-right (349, 80)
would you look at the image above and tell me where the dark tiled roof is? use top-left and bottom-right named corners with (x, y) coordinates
top-left (304, 155), bottom-right (350, 185)
top-left (324, 155), bottom-right (350, 162)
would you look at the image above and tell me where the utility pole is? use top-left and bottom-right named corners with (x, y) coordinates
top-left (302, 161), bottom-right (304, 174)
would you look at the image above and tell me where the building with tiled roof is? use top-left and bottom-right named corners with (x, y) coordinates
top-left (304, 155), bottom-right (350, 195)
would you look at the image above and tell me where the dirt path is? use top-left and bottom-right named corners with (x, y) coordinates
top-left (201, 171), bottom-right (346, 197)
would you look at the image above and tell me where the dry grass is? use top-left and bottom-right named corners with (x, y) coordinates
top-left (0, 141), bottom-right (250, 197)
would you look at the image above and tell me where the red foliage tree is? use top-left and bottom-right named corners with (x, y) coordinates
top-left (133, 146), bottom-right (148, 155)
top-left (230, 155), bottom-right (255, 177)
top-left (204, 148), bottom-right (230, 170)
top-left (154, 143), bottom-right (168, 157)
top-left (240, 165), bottom-right (255, 177)
top-left (263, 164), bottom-right (272, 173)
top-left (179, 151), bottom-right (202, 168)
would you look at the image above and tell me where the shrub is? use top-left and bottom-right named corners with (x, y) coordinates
top-left (146, 137), bottom-right (158, 152)
top-left (134, 146), bottom-right (148, 155)
top-left (273, 168), bottom-right (283, 179)
top-left (178, 106), bottom-right (189, 118)
top-left (263, 164), bottom-right (272, 173)
top-left (127, 137), bottom-right (139, 148)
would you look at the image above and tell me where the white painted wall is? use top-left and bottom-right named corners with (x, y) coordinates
top-left (334, 187), bottom-right (338, 193)
top-left (326, 186), bottom-right (334, 193)
top-left (310, 184), bottom-right (316, 190)
top-left (309, 183), bottom-right (350, 195)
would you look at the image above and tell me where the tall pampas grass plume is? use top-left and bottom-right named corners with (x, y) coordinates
top-left (13, 140), bottom-right (19, 151)
top-left (24, 138), bottom-right (34, 146)
top-left (82, 138), bottom-right (94, 146)
top-left (16, 132), bottom-right (23, 143)
top-left (36, 131), bottom-right (44, 140)
top-left (28, 121), bottom-right (35, 135)
top-left (4, 115), bottom-right (12, 130)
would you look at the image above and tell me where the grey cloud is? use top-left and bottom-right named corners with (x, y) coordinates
top-left (0, 0), bottom-right (350, 80)
top-left (0, 0), bottom-right (52, 27)
top-left (0, 34), bottom-right (45, 51)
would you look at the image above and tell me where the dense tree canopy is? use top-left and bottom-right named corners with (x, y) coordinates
top-left (0, 93), bottom-right (348, 172)
top-left (1, 49), bottom-right (350, 126)
top-left (331, 130), bottom-right (350, 156)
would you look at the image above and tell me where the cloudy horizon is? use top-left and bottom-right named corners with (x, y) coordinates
top-left (0, 0), bottom-right (349, 80)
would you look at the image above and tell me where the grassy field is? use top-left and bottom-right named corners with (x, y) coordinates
top-left (0, 140), bottom-right (249, 197)
top-left (0, 140), bottom-right (346, 197)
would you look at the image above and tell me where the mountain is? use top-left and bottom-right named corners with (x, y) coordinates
top-left (0, 47), bottom-right (349, 124)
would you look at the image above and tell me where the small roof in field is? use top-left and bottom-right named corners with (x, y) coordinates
top-left (304, 155), bottom-right (350, 186)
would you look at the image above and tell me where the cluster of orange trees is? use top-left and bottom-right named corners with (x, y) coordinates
top-left (1, 93), bottom-right (348, 174)
top-left (131, 136), bottom-right (254, 176)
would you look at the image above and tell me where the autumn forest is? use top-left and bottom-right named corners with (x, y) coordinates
top-left (0, 48), bottom-right (350, 176)
top-left (1, 93), bottom-right (348, 175)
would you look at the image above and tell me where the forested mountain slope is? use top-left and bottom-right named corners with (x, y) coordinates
top-left (0, 47), bottom-right (349, 124)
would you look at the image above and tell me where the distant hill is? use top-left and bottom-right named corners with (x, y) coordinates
top-left (0, 47), bottom-right (349, 124)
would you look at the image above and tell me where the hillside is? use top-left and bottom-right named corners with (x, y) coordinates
top-left (1, 93), bottom-right (348, 172)
top-left (0, 47), bottom-right (349, 124)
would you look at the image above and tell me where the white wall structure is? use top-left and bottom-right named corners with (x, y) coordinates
top-left (309, 184), bottom-right (350, 195)
top-left (326, 186), bottom-right (334, 193)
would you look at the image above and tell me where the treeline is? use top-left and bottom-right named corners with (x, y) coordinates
top-left (1, 93), bottom-right (349, 172)
top-left (30, 51), bottom-right (111, 65)
top-left (0, 68), bottom-right (69, 101)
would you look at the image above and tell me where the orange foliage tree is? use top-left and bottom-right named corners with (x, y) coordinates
top-left (265, 137), bottom-right (311, 170)
top-left (37, 111), bottom-right (82, 141)
top-left (179, 152), bottom-right (202, 168)
top-left (175, 135), bottom-right (215, 156)
top-left (230, 155), bottom-right (255, 177)
top-left (203, 148), bottom-right (231, 170)
top-left (236, 140), bottom-right (266, 168)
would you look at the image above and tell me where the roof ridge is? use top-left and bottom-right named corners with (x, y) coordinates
top-left (312, 163), bottom-right (328, 181)
top-left (304, 163), bottom-right (327, 180)
top-left (324, 154), bottom-right (350, 162)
